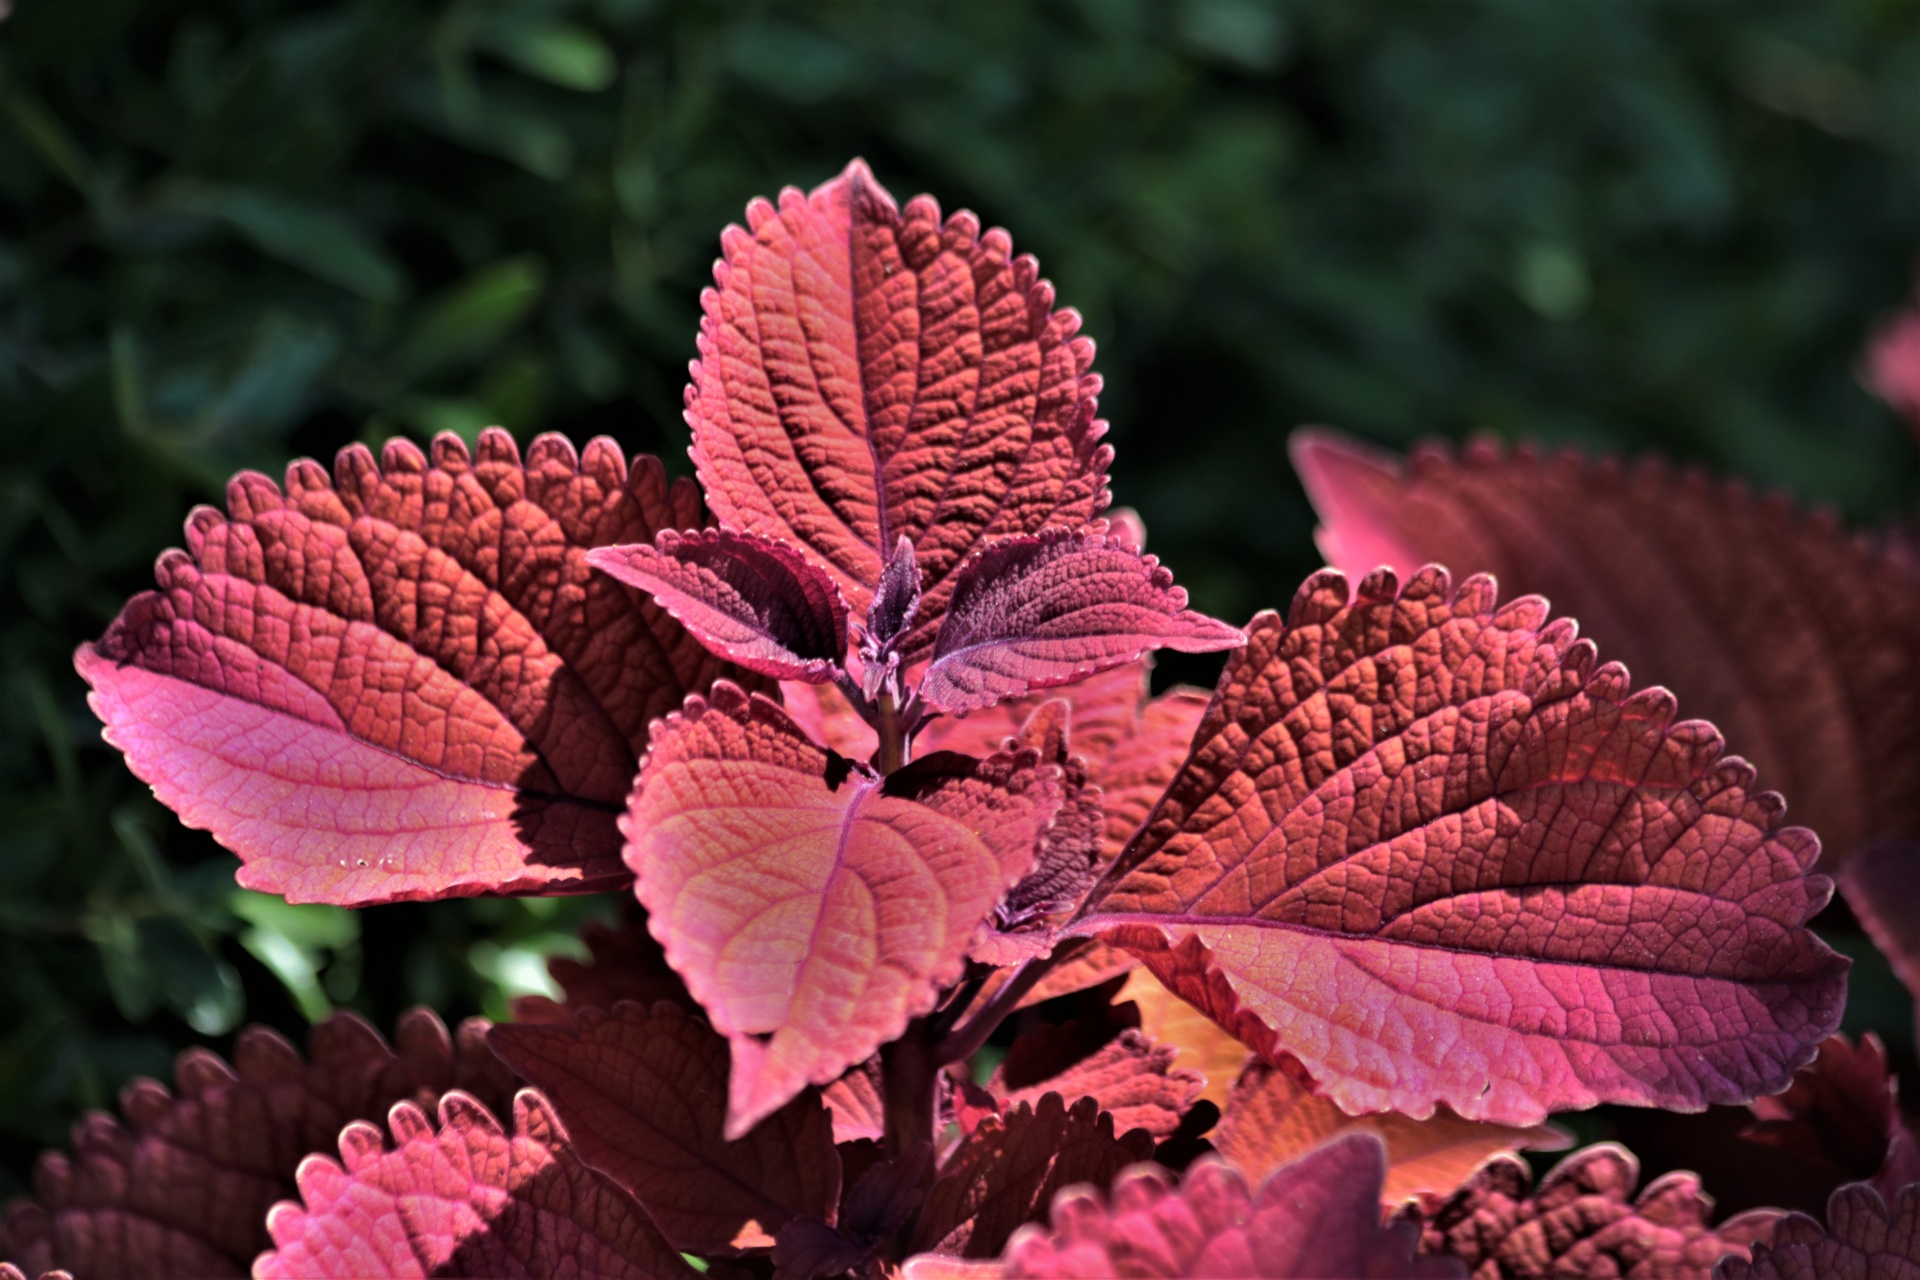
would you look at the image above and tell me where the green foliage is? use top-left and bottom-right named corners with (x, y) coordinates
top-left (3, 0), bottom-right (1919, 1196)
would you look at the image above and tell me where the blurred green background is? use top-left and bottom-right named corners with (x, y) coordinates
top-left (4, 0), bottom-right (1919, 1202)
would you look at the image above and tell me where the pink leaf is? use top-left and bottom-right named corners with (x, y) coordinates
top-left (1415, 1144), bottom-right (1777, 1280)
top-left (488, 1001), bottom-right (840, 1254)
top-left (910, 1094), bottom-right (1155, 1259)
top-left (922, 531), bottom-right (1243, 714)
top-left (77, 430), bottom-right (745, 905)
top-left (625, 682), bottom-right (1061, 1137)
top-left (255, 1090), bottom-right (691, 1278)
top-left (688, 159), bottom-right (1112, 657)
top-left (1867, 298), bottom-right (1920, 439)
top-left (1081, 566), bottom-right (1847, 1125)
top-left (1292, 428), bottom-right (1920, 866)
top-left (1838, 840), bottom-right (1920, 1052)
top-left (993, 1028), bottom-right (1204, 1140)
top-left (0, 1009), bottom-right (512, 1279)
top-left (995, 1139), bottom-right (1460, 1279)
top-left (1716, 1183), bottom-right (1920, 1280)
top-left (587, 527), bottom-right (850, 682)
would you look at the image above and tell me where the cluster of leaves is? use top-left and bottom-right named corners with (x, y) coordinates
top-left (4, 154), bottom-right (1919, 1279)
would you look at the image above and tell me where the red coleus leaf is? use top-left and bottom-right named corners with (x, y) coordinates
top-left (910, 1093), bottom-right (1155, 1259)
top-left (77, 430), bottom-right (741, 905)
top-left (688, 159), bottom-right (1112, 660)
top-left (488, 1000), bottom-right (840, 1254)
top-left (626, 682), bottom-right (1061, 1136)
top-left (1080, 566), bottom-right (1848, 1124)
top-left (1292, 429), bottom-right (1920, 865)
top-left (1716, 1183), bottom-right (1920, 1280)
top-left (587, 527), bottom-right (851, 682)
top-left (0, 1009), bottom-right (512, 1280)
top-left (992, 1028), bottom-right (1204, 1140)
top-left (1412, 1144), bottom-right (1777, 1280)
top-left (822, 1061), bottom-right (887, 1145)
top-left (1745, 1033), bottom-right (1920, 1208)
top-left (1867, 295), bottom-right (1920, 438)
top-left (1116, 968), bottom-right (1253, 1116)
top-left (0, 1265), bottom-right (64, 1280)
top-left (921, 531), bottom-right (1243, 714)
top-left (511, 905), bottom-right (695, 1025)
top-left (993, 1138), bottom-right (1460, 1279)
top-left (773, 1143), bottom-right (933, 1280)
top-left (1214, 1059), bottom-right (1566, 1204)
top-left (255, 1090), bottom-right (692, 1278)
top-left (1838, 840), bottom-right (1920, 1050)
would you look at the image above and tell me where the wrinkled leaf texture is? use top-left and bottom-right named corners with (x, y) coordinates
top-left (1082, 565), bottom-right (1847, 1125)
top-left (990, 1026), bottom-right (1204, 1140)
top-left (1292, 428), bottom-right (1920, 865)
top-left (77, 429), bottom-right (739, 905)
top-left (0, 1009), bottom-right (513, 1279)
top-left (625, 682), bottom-right (1060, 1137)
top-left (488, 1000), bottom-right (839, 1254)
top-left (1717, 1183), bottom-right (1920, 1280)
top-left (688, 159), bottom-right (1111, 660)
top-left (1117, 968), bottom-right (1253, 1116)
top-left (255, 1090), bottom-right (691, 1278)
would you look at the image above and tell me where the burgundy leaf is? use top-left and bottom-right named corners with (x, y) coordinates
top-left (993, 1029), bottom-right (1203, 1140)
top-left (910, 1094), bottom-right (1154, 1259)
top-left (0, 1265), bottom-right (65, 1280)
top-left (1, 1009), bottom-right (513, 1279)
top-left (922, 531), bottom-right (1243, 714)
top-left (1716, 1183), bottom-right (1920, 1280)
top-left (488, 1000), bottom-right (839, 1254)
top-left (1081, 565), bottom-right (1848, 1125)
top-left (773, 1144), bottom-right (932, 1280)
top-left (1414, 1145), bottom-right (1777, 1280)
top-left (869, 534), bottom-right (926, 651)
top-left (625, 682), bottom-right (1061, 1136)
top-left (1292, 428), bottom-right (1920, 865)
top-left (587, 528), bottom-right (851, 682)
top-left (511, 906), bottom-right (695, 1025)
top-left (689, 159), bottom-right (1111, 657)
top-left (1838, 840), bottom-right (1920, 1051)
top-left (985, 699), bottom-right (1106, 940)
top-left (1745, 1033), bottom-right (1920, 1208)
top-left (255, 1090), bottom-right (691, 1278)
top-left (77, 430), bottom-right (743, 905)
top-left (995, 1139), bottom-right (1461, 1279)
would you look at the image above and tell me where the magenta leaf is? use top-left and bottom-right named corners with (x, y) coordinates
top-left (1292, 428), bottom-right (1920, 866)
top-left (488, 1001), bottom-right (840, 1254)
top-left (1415, 1144), bottom-right (1777, 1279)
top-left (921, 530), bottom-right (1243, 714)
top-left (688, 159), bottom-right (1112, 657)
top-left (1080, 566), bottom-right (1847, 1125)
top-left (992, 1028), bottom-right (1203, 1140)
top-left (0, 1009), bottom-right (513, 1279)
top-left (587, 527), bottom-right (851, 683)
top-left (1868, 295), bottom-right (1920, 440)
top-left (625, 682), bottom-right (1062, 1137)
top-left (255, 1090), bottom-right (692, 1278)
top-left (991, 1139), bottom-right (1459, 1279)
top-left (77, 430), bottom-right (743, 905)
top-left (868, 535), bottom-right (925, 652)
top-left (1717, 1183), bottom-right (1920, 1280)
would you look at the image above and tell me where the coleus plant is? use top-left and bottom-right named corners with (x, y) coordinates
top-left (8, 158), bottom-right (1913, 1279)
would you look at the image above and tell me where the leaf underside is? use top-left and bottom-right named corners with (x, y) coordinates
top-left (77, 429), bottom-right (740, 905)
top-left (1084, 564), bottom-right (1847, 1125)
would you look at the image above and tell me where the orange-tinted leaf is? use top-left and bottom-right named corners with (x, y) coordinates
top-left (1084, 566), bottom-right (1847, 1124)
top-left (1292, 429), bottom-right (1920, 864)
top-left (488, 1002), bottom-right (839, 1254)
top-left (77, 430), bottom-right (739, 905)
top-left (689, 159), bottom-right (1111, 657)
top-left (1116, 969), bottom-right (1252, 1116)
top-left (992, 1028), bottom-right (1202, 1140)
top-left (1215, 1059), bottom-right (1566, 1204)
top-left (626, 683), bottom-right (1060, 1136)
top-left (1717, 1183), bottom-right (1920, 1280)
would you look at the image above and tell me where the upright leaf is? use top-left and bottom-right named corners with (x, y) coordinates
top-left (1716, 1183), bottom-right (1920, 1280)
top-left (1838, 840), bottom-right (1920, 1048)
top-left (921, 531), bottom-right (1243, 713)
top-left (488, 1001), bottom-right (840, 1254)
top-left (1292, 428), bottom-right (1920, 864)
top-left (991, 1028), bottom-right (1203, 1139)
top-left (626, 683), bottom-right (1060, 1136)
top-left (1082, 566), bottom-right (1847, 1124)
top-left (77, 430), bottom-right (738, 905)
top-left (1745, 1033), bottom-right (1920, 1207)
top-left (688, 160), bottom-right (1111, 655)
top-left (255, 1091), bottom-right (692, 1279)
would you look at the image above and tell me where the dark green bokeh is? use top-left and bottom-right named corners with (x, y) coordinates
top-left (3, 0), bottom-right (1917, 1203)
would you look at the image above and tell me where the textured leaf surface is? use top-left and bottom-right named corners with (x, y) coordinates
top-left (688, 159), bottom-right (1111, 656)
top-left (587, 528), bottom-right (850, 682)
top-left (78, 430), bottom-right (737, 905)
top-left (1745, 1033), bottom-right (1920, 1208)
top-left (922, 531), bottom-right (1243, 713)
top-left (1083, 566), bottom-right (1848, 1124)
top-left (1215, 1059), bottom-right (1565, 1204)
top-left (1292, 429), bottom-right (1920, 864)
top-left (1717, 1184), bottom-right (1920, 1280)
top-left (255, 1090), bottom-right (691, 1278)
top-left (993, 1028), bottom-right (1203, 1140)
top-left (910, 1093), bottom-right (1154, 1258)
top-left (488, 1000), bottom-right (839, 1254)
top-left (1117, 969), bottom-right (1254, 1116)
top-left (977, 699), bottom-right (1106, 949)
top-left (0, 1010), bottom-right (513, 1280)
top-left (626, 682), bottom-right (1060, 1136)
top-left (1838, 840), bottom-right (1920, 1048)
top-left (997, 1139), bottom-right (1460, 1279)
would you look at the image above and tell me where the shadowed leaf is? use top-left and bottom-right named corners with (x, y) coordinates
top-left (1744, 1033), bottom-right (1920, 1207)
top-left (1717, 1183), bottom-right (1920, 1280)
top-left (992, 1027), bottom-right (1203, 1140)
top-left (1083, 565), bottom-right (1847, 1124)
top-left (511, 907), bottom-right (695, 1024)
top-left (1838, 840), bottom-right (1920, 1050)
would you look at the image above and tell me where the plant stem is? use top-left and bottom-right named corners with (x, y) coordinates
top-left (931, 938), bottom-right (1086, 1067)
top-left (875, 689), bottom-right (906, 775)
top-left (880, 1018), bottom-right (938, 1159)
